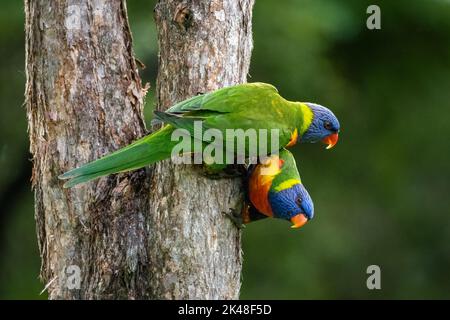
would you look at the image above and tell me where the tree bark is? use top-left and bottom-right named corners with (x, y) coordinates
top-left (25, 0), bottom-right (253, 300)
top-left (25, 0), bottom-right (151, 299)
top-left (149, 0), bottom-right (254, 299)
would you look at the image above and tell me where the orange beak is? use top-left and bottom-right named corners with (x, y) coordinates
top-left (322, 133), bottom-right (339, 149)
top-left (290, 214), bottom-right (308, 229)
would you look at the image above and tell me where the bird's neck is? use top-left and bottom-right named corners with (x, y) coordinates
top-left (289, 101), bottom-right (314, 135)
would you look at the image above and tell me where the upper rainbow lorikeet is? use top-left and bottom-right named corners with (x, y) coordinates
top-left (60, 82), bottom-right (340, 187)
top-left (225, 148), bottom-right (313, 229)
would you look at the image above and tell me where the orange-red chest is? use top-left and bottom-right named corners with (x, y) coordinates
top-left (248, 157), bottom-right (282, 217)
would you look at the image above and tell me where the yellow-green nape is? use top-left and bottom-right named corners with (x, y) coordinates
top-left (299, 102), bottom-right (314, 134)
top-left (274, 178), bottom-right (301, 192)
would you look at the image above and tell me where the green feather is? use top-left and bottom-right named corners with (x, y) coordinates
top-left (155, 83), bottom-right (305, 156)
top-left (59, 125), bottom-right (177, 188)
top-left (61, 82), bottom-right (313, 187)
top-left (270, 149), bottom-right (302, 193)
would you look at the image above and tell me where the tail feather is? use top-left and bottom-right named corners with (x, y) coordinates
top-left (153, 110), bottom-right (198, 132)
top-left (59, 125), bottom-right (175, 188)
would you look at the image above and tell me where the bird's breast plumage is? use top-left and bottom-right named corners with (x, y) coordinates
top-left (248, 155), bottom-right (283, 217)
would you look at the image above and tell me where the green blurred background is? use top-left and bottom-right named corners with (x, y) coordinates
top-left (1, 0), bottom-right (449, 299)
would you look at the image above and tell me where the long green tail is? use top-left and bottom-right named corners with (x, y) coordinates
top-left (59, 125), bottom-right (177, 188)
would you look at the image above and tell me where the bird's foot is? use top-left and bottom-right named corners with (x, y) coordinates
top-left (222, 208), bottom-right (245, 229)
top-left (203, 164), bottom-right (247, 179)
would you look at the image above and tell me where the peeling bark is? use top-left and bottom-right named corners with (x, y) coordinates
top-left (25, 0), bottom-right (254, 300)
top-left (149, 0), bottom-right (254, 299)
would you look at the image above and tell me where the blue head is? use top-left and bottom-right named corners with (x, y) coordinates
top-left (268, 183), bottom-right (314, 229)
top-left (301, 103), bottom-right (340, 149)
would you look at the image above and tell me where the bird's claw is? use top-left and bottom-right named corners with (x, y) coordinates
top-left (222, 208), bottom-right (245, 229)
top-left (203, 164), bottom-right (247, 179)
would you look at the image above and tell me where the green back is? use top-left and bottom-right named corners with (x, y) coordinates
top-left (270, 149), bottom-right (302, 193)
top-left (157, 83), bottom-right (307, 157)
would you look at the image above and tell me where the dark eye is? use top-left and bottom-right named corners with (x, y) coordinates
top-left (295, 196), bottom-right (302, 207)
top-left (324, 121), bottom-right (332, 130)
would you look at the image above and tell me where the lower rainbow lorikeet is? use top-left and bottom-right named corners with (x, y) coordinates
top-left (60, 82), bottom-right (339, 187)
top-left (225, 149), bottom-right (314, 229)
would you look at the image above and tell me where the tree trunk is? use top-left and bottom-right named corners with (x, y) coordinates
top-left (25, 0), bottom-right (151, 299)
top-left (149, 0), bottom-right (254, 299)
top-left (25, 0), bottom-right (253, 300)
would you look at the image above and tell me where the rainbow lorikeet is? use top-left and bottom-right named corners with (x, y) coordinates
top-left (60, 82), bottom-right (340, 187)
top-left (225, 149), bottom-right (313, 229)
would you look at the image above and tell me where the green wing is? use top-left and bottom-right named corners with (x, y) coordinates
top-left (155, 83), bottom-right (299, 151)
top-left (166, 82), bottom-right (279, 114)
top-left (161, 82), bottom-right (292, 131)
